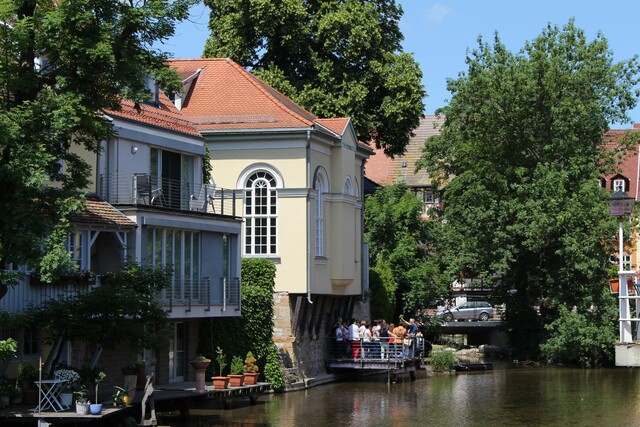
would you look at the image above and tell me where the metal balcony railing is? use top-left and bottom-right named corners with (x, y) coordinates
top-left (98, 173), bottom-right (238, 216)
top-left (159, 276), bottom-right (241, 313)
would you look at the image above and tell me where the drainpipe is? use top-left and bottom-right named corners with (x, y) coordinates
top-left (360, 158), bottom-right (367, 302)
top-left (306, 128), bottom-right (313, 304)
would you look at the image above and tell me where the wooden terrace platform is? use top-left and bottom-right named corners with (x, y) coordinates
top-left (0, 382), bottom-right (271, 425)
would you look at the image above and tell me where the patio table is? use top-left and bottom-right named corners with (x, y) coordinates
top-left (34, 379), bottom-right (69, 412)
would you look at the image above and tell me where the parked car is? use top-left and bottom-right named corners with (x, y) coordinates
top-left (437, 301), bottom-right (494, 321)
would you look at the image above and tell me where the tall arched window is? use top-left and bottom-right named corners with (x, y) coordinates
top-left (244, 171), bottom-right (278, 255)
top-left (314, 173), bottom-right (326, 257)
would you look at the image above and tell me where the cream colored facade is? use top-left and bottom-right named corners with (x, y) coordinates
top-left (204, 124), bottom-right (367, 298)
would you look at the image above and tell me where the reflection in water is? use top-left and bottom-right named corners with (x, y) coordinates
top-left (163, 366), bottom-right (640, 426)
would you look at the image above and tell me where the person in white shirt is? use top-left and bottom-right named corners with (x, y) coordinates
top-left (349, 318), bottom-right (361, 358)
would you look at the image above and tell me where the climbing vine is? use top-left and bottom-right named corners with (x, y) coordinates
top-left (198, 258), bottom-right (285, 389)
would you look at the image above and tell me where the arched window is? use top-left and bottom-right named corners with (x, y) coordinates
top-left (244, 171), bottom-right (278, 255)
top-left (314, 172), bottom-right (326, 257)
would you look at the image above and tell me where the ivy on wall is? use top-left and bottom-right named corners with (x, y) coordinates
top-left (198, 258), bottom-right (285, 390)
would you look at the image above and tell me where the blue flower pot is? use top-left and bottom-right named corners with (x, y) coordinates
top-left (89, 403), bottom-right (102, 415)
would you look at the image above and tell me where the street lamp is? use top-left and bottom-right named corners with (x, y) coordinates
top-left (607, 190), bottom-right (635, 343)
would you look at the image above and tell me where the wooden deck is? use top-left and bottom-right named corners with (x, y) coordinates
top-left (0, 382), bottom-right (272, 425)
top-left (0, 405), bottom-right (133, 424)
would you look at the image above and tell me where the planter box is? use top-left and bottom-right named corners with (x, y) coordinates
top-left (609, 278), bottom-right (635, 294)
top-left (211, 376), bottom-right (229, 390)
top-left (243, 372), bottom-right (259, 385)
top-left (228, 374), bottom-right (244, 387)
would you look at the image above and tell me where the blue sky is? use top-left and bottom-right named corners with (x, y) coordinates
top-left (163, 1), bottom-right (640, 128)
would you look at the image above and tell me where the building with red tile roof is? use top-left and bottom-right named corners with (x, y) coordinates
top-left (1, 73), bottom-right (244, 388)
top-left (169, 57), bottom-right (373, 379)
top-left (365, 115), bottom-right (445, 214)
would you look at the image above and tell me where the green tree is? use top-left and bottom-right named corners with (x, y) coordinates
top-left (0, 0), bottom-right (194, 281)
top-left (33, 264), bottom-right (172, 370)
top-left (203, 0), bottom-right (425, 156)
top-left (365, 183), bottom-right (447, 320)
top-left (417, 20), bottom-right (640, 362)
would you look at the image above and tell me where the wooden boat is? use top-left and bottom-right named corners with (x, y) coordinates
top-left (455, 363), bottom-right (493, 372)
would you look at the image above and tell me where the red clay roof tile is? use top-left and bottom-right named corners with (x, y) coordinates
top-left (104, 92), bottom-right (202, 138)
top-left (168, 58), bottom-right (317, 131)
top-left (72, 195), bottom-right (137, 229)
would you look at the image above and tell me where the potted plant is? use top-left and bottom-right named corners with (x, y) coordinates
top-left (211, 346), bottom-right (229, 390)
top-left (113, 386), bottom-right (133, 406)
top-left (0, 379), bottom-right (12, 407)
top-left (190, 355), bottom-right (211, 393)
top-left (89, 371), bottom-right (106, 415)
top-left (121, 364), bottom-right (138, 400)
top-left (243, 351), bottom-right (260, 385)
top-left (17, 363), bottom-right (39, 404)
top-left (11, 383), bottom-right (22, 405)
top-left (54, 367), bottom-right (80, 408)
top-left (190, 355), bottom-right (211, 370)
top-left (74, 385), bottom-right (90, 415)
top-left (228, 356), bottom-right (244, 387)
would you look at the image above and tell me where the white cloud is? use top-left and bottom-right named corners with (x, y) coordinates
top-left (425, 3), bottom-right (454, 22)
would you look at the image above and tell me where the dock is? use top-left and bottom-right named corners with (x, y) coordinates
top-left (206, 382), bottom-right (272, 409)
top-left (0, 382), bottom-right (272, 425)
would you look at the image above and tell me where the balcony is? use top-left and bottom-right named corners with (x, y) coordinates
top-left (98, 173), bottom-right (238, 216)
top-left (0, 275), bottom-right (241, 318)
top-left (159, 277), bottom-right (241, 313)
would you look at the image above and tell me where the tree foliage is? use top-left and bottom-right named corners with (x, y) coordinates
top-left (34, 264), bottom-right (172, 351)
top-left (540, 292), bottom-right (618, 367)
top-left (417, 20), bottom-right (640, 362)
top-left (203, 0), bottom-right (425, 156)
top-left (0, 0), bottom-right (194, 279)
top-left (365, 183), bottom-right (448, 320)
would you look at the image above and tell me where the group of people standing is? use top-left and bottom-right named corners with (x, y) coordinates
top-left (333, 317), bottom-right (422, 359)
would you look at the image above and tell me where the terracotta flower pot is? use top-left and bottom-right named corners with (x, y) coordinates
top-left (243, 372), bottom-right (259, 385)
top-left (610, 278), bottom-right (635, 294)
top-left (228, 374), bottom-right (244, 387)
top-left (212, 376), bottom-right (229, 390)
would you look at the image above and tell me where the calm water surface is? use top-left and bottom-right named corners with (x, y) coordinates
top-left (165, 364), bottom-right (640, 427)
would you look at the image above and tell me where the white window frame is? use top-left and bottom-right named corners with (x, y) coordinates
top-left (315, 172), bottom-right (327, 257)
top-left (613, 179), bottom-right (626, 192)
top-left (67, 232), bottom-right (85, 270)
top-left (146, 227), bottom-right (201, 301)
top-left (244, 171), bottom-right (278, 256)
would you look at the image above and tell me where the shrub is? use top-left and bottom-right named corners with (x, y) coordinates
top-left (540, 302), bottom-right (617, 367)
top-left (230, 356), bottom-right (244, 375)
top-left (430, 349), bottom-right (457, 372)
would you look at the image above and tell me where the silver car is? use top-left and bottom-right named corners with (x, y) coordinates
top-left (438, 301), bottom-right (493, 321)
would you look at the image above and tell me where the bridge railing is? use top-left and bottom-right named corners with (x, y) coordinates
top-left (328, 336), bottom-right (426, 361)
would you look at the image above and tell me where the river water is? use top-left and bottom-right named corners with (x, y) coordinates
top-left (164, 363), bottom-right (640, 427)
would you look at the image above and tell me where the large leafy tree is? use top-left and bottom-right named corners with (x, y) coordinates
top-left (203, 0), bottom-right (425, 156)
top-left (365, 184), bottom-right (448, 321)
top-left (0, 0), bottom-right (194, 281)
top-left (417, 20), bottom-right (640, 361)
